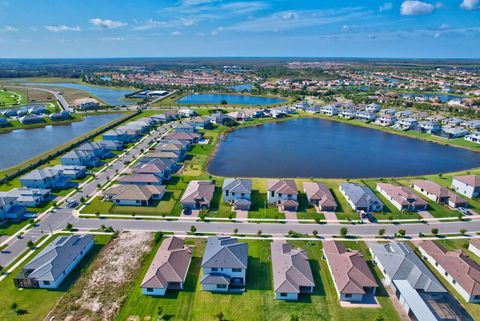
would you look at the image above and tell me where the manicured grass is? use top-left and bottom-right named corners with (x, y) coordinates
top-left (0, 89), bottom-right (25, 107)
top-left (0, 234), bottom-right (111, 321)
top-left (116, 239), bottom-right (401, 321)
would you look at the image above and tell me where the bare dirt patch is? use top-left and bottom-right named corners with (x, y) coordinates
top-left (45, 232), bottom-right (153, 321)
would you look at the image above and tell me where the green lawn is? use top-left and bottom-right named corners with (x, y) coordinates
top-left (0, 234), bottom-right (111, 321)
top-left (116, 239), bottom-right (401, 321)
top-left (0, 89), bottom-right (25, 107)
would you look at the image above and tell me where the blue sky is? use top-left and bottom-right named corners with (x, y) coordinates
top-left (0, 0), bottom-right (479, 58)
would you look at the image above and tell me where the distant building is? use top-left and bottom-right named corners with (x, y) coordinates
top-left (452, 175), bottom-right (480, 199)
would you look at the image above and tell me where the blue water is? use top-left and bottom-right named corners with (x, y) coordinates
top-left (208, 118), bottom-right (480, 178)
top-left (176, 93), bottom-right (285, 105)
top-left (24, 83), bottom-right (134, 106)
top-left (0, 113), bottom-right (122, 169)
top-left (227, 84), bottom-right (253, 92)
top-left (401, 93), bottom-right (461, 103)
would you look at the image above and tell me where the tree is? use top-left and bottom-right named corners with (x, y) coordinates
top-left (157, 306), bottom-right (164, 320)
top-left (0, 265), bottom-right (3, 274)
top-left (257, 230), bottom-right (262, 237)
top-left (375, 317), bottom-right (385, 321)
top-left (378, 228), bottom-right (385, 237)
top-left (431, 228), bottom-right (439, 235)
top-left (233, 228), bottom-right (238, 234)
top-left (460, 228), bottom-right (467, 235)
top-left (216, 311), bottom-right (225, 321)
top-left (220, 99), bottom-right (228, 105)
top-left (290, 314), bottom-right (300, 321)
top-left (79, 196), bottom-right (85, 203)
top-left (10, 302), bottom-right (18, 310)
top-left (189, 225), bottom-right (197, 234)
top-left (397, 229), bottom-right (406, 237)
top-left (312, 230), bottom-right (318, 237)
top-left (340, 227), bottom-right (348, 237)
top-left (65, 223), bottom-right (73, 231)
top-left (27, 240), bottom-right (35, 249)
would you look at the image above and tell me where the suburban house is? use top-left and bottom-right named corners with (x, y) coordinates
top-left (14, 235), bottom-right (94, 289)
top-left (419, 241), bottom-right (480, 303)
top-left (375, 114), bottom-right (397, 127)
top-left (267, 179), bottom-right (299, 211)
top-left (376, 183), bottom-right (428, 211)
top-left (0, 118), bottom-right (9, 127)
top-left (465, 132), bottom-right (480, 144)
top-left (369, 242), bottom-right (471, 321)
top-left (201, 237), bottom-right (248, 292)
top-left (175, 123), bottom-right (196, 133)
top-left (0, 195), bottom-right (26, 221)
top-left (468, 239), bottom-right (480, 258)
top-left (19, 114), bottom-right (44, 125)
top-left (117, 174), bottom-right (163, 186)
top-left (0, 188), bottom-right (50, 207)
top-left (324, 241), bottom-right (377, 303)
top-left (210, 112), bottom-right (235, 125)
top-left (61, 150), bottom-right (101, 167)
top-left (133, 162), bottom-right (171, 181)
top-left (189, 116), bottom-right (211, 129)
top-left (340, 109), bottom-right (356, 119)
top-left (356, 111), bottom-right (376, 122)
top-left (463, 120), bottom-right (480, 130)
top-left (339, 183), bottom-right (384, 212)
top-left (178, 108), bottom-right (196, 117)
top-left (99, 140), bottom-right (123, 151)
top-left (222, 178), bottom-right (252, 211)
top-left (50, 111), bottom-right (72, 121)
top-left (320, 105), bottom-right (339, 116)
top-left (103, 129), bottom-right (128, 143)
top-left (180, 180), bottom-right (215, 210)
top-left (411, 180), bottom-right (468, 208)
top-left (418, 121), bottom-right (441, 133)
top-left (397, 118), bottom-right (418, 129)
top-left (104, 184), bottom-right (165, 206)
top-left (366, 103), bottom-right (381, 112)
top-left (441, 127), bottom-right (469, 139)
top-left (164, 132), bottom-right (201, 143)
top-left (20, 168), bottom-right (69, 189)
top-left (52, 165), bottom-right (86, 179)
top-left (142, 152), bottom-right (180, 163)
top-left (303, 182), bottom-right (337, 211)
top-left (305, 105), bottom-right (321, 113)
top-left (76, 142), bottom-right (110, 159)
top-left (451, 175), bottom-right (480, 199)
top-left (141, 237), bottom-right (192, 296)
top-left (270, 242), bottom-right (315, 300)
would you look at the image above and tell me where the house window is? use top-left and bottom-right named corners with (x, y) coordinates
top-left (278, 193), bottom-right (282, 197)
top-left (280, 293), bottom-right (288, 297)
top-left (136, 200), bottom-right (140, 204)
top-left (211, 268), bottom-right (218, 272)
top-left (271, 191), bottom-right (274, 197)
top-left (288, 194), bottom-right (292, 198)
top-left (453, 280), bottom-right (456, 285)
top-left (232, 268), bottom-right (241, 272)
top-left (474, 295), bottom-right (480, 300)
top-left (445, 272), bottom-right (448, 277)
top-left (241, 193), bottom-right (245, 197)
top-left (147, 288), bottom-right (154, 292)
top-left (226, 190), bottom-right (229, 196)
top-left (345, 293), bottom-right (352, 298)
top-left (217, 284), bottom-right (227, 289)
top-left (44, 281), bottom-right (50, 285)
top-left (232, 192), bottom-right (235, 196)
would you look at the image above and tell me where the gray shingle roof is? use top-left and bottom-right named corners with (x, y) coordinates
top-left (201, 237), bottom-right (248, 269)
top-left (222, 179), bottom-right (252, 194)
top-left (340, 183), bottom-right (384, 209)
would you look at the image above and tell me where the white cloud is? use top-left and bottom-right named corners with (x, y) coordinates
top-left (460, 0), bottom-right (479, 10)
top-left (180, 18), bottom-right (195, 26)
top-left (100, 37), bottom-right (126, 41)
top-left (439, 23), bottom-right (450, 30)
top-left (400, 1), bottom-right (435, 15)
top-left (434, 32), bottom-right (441, 38)
top-left (89, 18), bottom-right (128, 29)
top-left (171, 31), bottom-right (183, 36)
top-left (133, 19), bottom-right (167, 31)
top-left (45, 25), bottom-right (81, 32)
top-left (379, 2), bottom-right (393, 11)
top-left (3, 25), bottom-right (18, 32)
top-left (226, 7), bottom-right (371, 33)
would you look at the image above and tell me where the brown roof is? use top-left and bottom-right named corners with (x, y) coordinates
top-left (164, 132), bottom-right (201, 141)
top-left (141, 237), bottom-right (192, 289)
top-left (104, 184), bottom-right (165, 201)
top-left (377, 183), bottom-right (427, 207)
top-left (323, 241), bottom-right (377, 295)
top-left (268, 180), bottom-right (298, 195)
top-left (420, 241), bottom-right (480, 296)
top-left (181, 180), bottom-right (215, 204)
top-left (303, 182), bottom-right (337, 208)
top-left (145, 152), bottom-right (180, 159)
top-left (271, 242), bottom-right (315, 293)
top-left (412, 179), bottom-right (468, 205)
top-left (454, 175), bottom-right (480, 188)
top-left (118, 174), bottom-right (162, 184)
top-left (133, 163), bottom-right (166, 174)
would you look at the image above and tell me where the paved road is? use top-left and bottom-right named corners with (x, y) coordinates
top-left (0, 121), bottom-right (175, 267)
top-left (71, 216), bottom-right (480, 237)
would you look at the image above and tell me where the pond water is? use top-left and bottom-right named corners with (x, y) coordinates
top-left (401, 93), bottom-right (462, 103)
top-left (208, 118), bottom-right (480, 178)
top-left (24, 82), bottom-right (134, 106)
top-left (176, 93), bottom-right (285, 105)
top-left (0, 113), bottom-right (122, 170)
top-left (227, 84), bottom-right (253, 92)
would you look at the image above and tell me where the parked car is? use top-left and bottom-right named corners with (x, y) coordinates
top-left (458, 207), bottom-right (471, 215)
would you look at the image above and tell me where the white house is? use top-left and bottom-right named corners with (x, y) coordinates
top-left (320, 105), bottom-right (339, 116)
top-left (267, 180), bottom-right (299, 211)
top-left (466, 132), bottom-right (480, 144)
top-left (14, 235), bottom-right (94, 289)
top-left (451, 175), bottom-right (480, 199)
top-left (222, 179), bottom-right (252, 210)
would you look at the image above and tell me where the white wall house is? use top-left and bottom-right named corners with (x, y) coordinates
top-left (451, 176), bottom-right (480, 199)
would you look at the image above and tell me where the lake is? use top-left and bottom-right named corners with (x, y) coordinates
top-left (401, 93), bottom-right (461, 103)
top-left (227, 84), bottom-right (253, 92)
top-left (0, 113), bottom-right (121, 170)
top-left (208, 118), bottom-right (480, 178)
top-left (24, 83), bottom-right (135, 106)
top-left (176, 93), bottom-right (285, 105)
